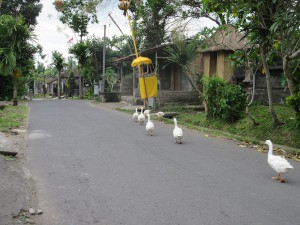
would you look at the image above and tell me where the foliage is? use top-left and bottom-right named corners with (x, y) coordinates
top-left (0, 15), bottom-right (30, 75)
top-left (51, 51), bottom-right (64, 73)
top-left (0, 75), bottom-right (26, 100)
top-left (164, 35), bottom-right (199, 71)
top-left (66, 70), bottom-right (76, 97)
top-left (203, 75), bottom-right (225, 118)
top-left (103, 67), bottom-right (119, 93)
top-left (153, 103), bottom-right (300, 149)
top-left (88, 86), bottom-right (94, 100)
top-left (286, 91), bottom-right (300, 126)
top-left (69, 40), bottom-right (90, 66)
top-left (182, 0), bottom-right (234, 25)
top-left (129, 0), bottom-right (179, 49)
top-left (0, 0), bottom-right (42, 28)
top-left (59, 0), bottom-right (99, 39)
top-left (203, 75), bottom-right (247, 122)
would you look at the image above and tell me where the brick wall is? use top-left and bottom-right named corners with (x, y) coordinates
top-left (157, 91), bottom-right (198, 104)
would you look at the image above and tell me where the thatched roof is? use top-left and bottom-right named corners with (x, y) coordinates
top-left (200, 25), bottom-right (249, 53)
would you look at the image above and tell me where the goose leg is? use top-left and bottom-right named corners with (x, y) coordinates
top-left (272, 173), bottom-right (280, 180)
top-left (279, 174), bottom-right (286, 183)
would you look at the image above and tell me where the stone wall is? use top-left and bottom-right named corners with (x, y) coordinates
top-left (248, 67), bottom-right (290, 104)
top-left (157, 91), bottom-right (198, 104)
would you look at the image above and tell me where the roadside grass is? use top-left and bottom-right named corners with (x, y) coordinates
top-left (0, 105), bottom-right (28, 132)
top-left (118, 103), bottom-right (300, 159)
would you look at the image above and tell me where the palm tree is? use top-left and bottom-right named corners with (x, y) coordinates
top-left (164, 36), bottom-right (207, 112)
top-left (51, 51), bottom-right (65, 99)
top-left (0, 15), bottom-right (30, 105)
top-left (69, 41), bottom-right (91, 99)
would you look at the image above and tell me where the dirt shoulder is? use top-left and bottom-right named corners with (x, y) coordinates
top-left (0, 111), bottom-right (39, 224)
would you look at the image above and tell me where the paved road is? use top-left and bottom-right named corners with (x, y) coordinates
top-left (28, 100), bottom-right (300, 225)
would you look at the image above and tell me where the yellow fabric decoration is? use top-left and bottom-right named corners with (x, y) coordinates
top-left (139, 75), bottom-right (157, 99)
top-left (131, 57), bottom-right (152, 67)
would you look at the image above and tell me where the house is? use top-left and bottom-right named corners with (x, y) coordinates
top-left (199, 25), bottom-right (249, 82)
top-left (198, 25), bottom-right (289, 104)
top-left (114, 25), bottom-right (288, 105)
top-left (114, 44), bottom-right (199, 105)
top-left (46, 70), bottom-right (80, 97)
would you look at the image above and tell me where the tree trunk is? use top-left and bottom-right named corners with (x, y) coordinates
top-left (13, 70), bottom-right (18, 106)
top-left (260, 45), bottom-right (280, 124)
top-left (79, 71), bottom-right (83, 99)
top-left (247, 70), bottom-right (259, 125)
top-left (58, 71), bottom-right (61, 99)
top-left (282, 56), bottom-right (295, 95)
top-left (184, 68), bottom-right (208, 112)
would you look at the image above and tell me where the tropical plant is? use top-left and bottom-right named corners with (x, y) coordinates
top-left (164, 33), bottom-right (207, 111)
top-left (51, 51), bottom-right (65, 99)
top-left (0, 15), bottom-right (31, 105)
top-left (102, 67), bottom-right (119, 93)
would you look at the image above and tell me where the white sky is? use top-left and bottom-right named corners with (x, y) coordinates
top-left (34, 0), bottom-right (215, 66)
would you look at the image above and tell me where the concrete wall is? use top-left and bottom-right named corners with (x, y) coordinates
top-left (121, 77), bottom-right (133, 96)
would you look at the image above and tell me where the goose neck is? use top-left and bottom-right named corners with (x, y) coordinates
top-left (268, 143), bottom-right (273, 156)
top-left (174, 119), bottom-right (178, 127)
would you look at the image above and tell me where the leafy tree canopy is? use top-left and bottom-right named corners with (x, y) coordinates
top-left (0, 0), bottom-right (42, 28)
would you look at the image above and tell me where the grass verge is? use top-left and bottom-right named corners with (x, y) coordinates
top-left (0, 105), bottom-right (28, 132)
top-left (117, 103), bottom-right (300, 161)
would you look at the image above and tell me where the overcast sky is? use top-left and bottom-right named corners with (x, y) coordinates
top-left (34, 0), bottom-right (214, 66)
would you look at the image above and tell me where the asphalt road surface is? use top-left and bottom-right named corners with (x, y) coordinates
top-left (28, 100), bottom-right (300, 225)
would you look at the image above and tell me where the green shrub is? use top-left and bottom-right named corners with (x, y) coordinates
top-left (286, 91), bottom-right (300, 126)
top-left (203, 75), bottom-right (225, 118)
top-left (88, 87), bottom-right (94, 100)
top-left (203, 75), bottom-right (247, 122)
top-left (220, 84), bottom-right (247, 121)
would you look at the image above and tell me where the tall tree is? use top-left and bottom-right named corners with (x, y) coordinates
top-left (51, 51), bottom-right (65, 99)
top-left (129, 0), bottom-right (179, 49)
top-left (58, 0), bottom-right (99, 41)
top-left (0, 15), bottom-right (31, 105)
top-left (69, 40), bottom-right (90, 98)
top-left (270, 0), bottom-right (300, 95)
top-left (0, 0), bottom-right (42, 28)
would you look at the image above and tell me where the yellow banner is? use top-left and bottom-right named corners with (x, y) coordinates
top-left (139, 75), bottom-right (157, 99)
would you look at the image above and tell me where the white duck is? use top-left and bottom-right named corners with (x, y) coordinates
top-left (266, 140), bottom-right (294, 183)
top-left (156, 111), bottom-right (164, 118)
top-left (138, 107), bottom-right (145, 125)
top-left (146, 113), bottom-right (154, 136)
top-left (173, 118), bottom-right (183, 144)
top-left (133, 108), bottom-right (138, 122)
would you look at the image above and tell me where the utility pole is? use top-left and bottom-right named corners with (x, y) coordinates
top-left (102, 24), bottom-right (106, 103)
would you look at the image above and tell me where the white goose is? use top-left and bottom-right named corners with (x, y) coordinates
top-left (266, 140), bottom-right (294, 183)
top-left (138, 107), bottom-right (145, 125)
top-left (156, 111), bottom-right (164, 118)
top-left (173, 118), bottom-right (183, 144)
top-left (133, 108), bottom-right (138, 122)
top-left (146, 113), bottom-right (154, 136)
